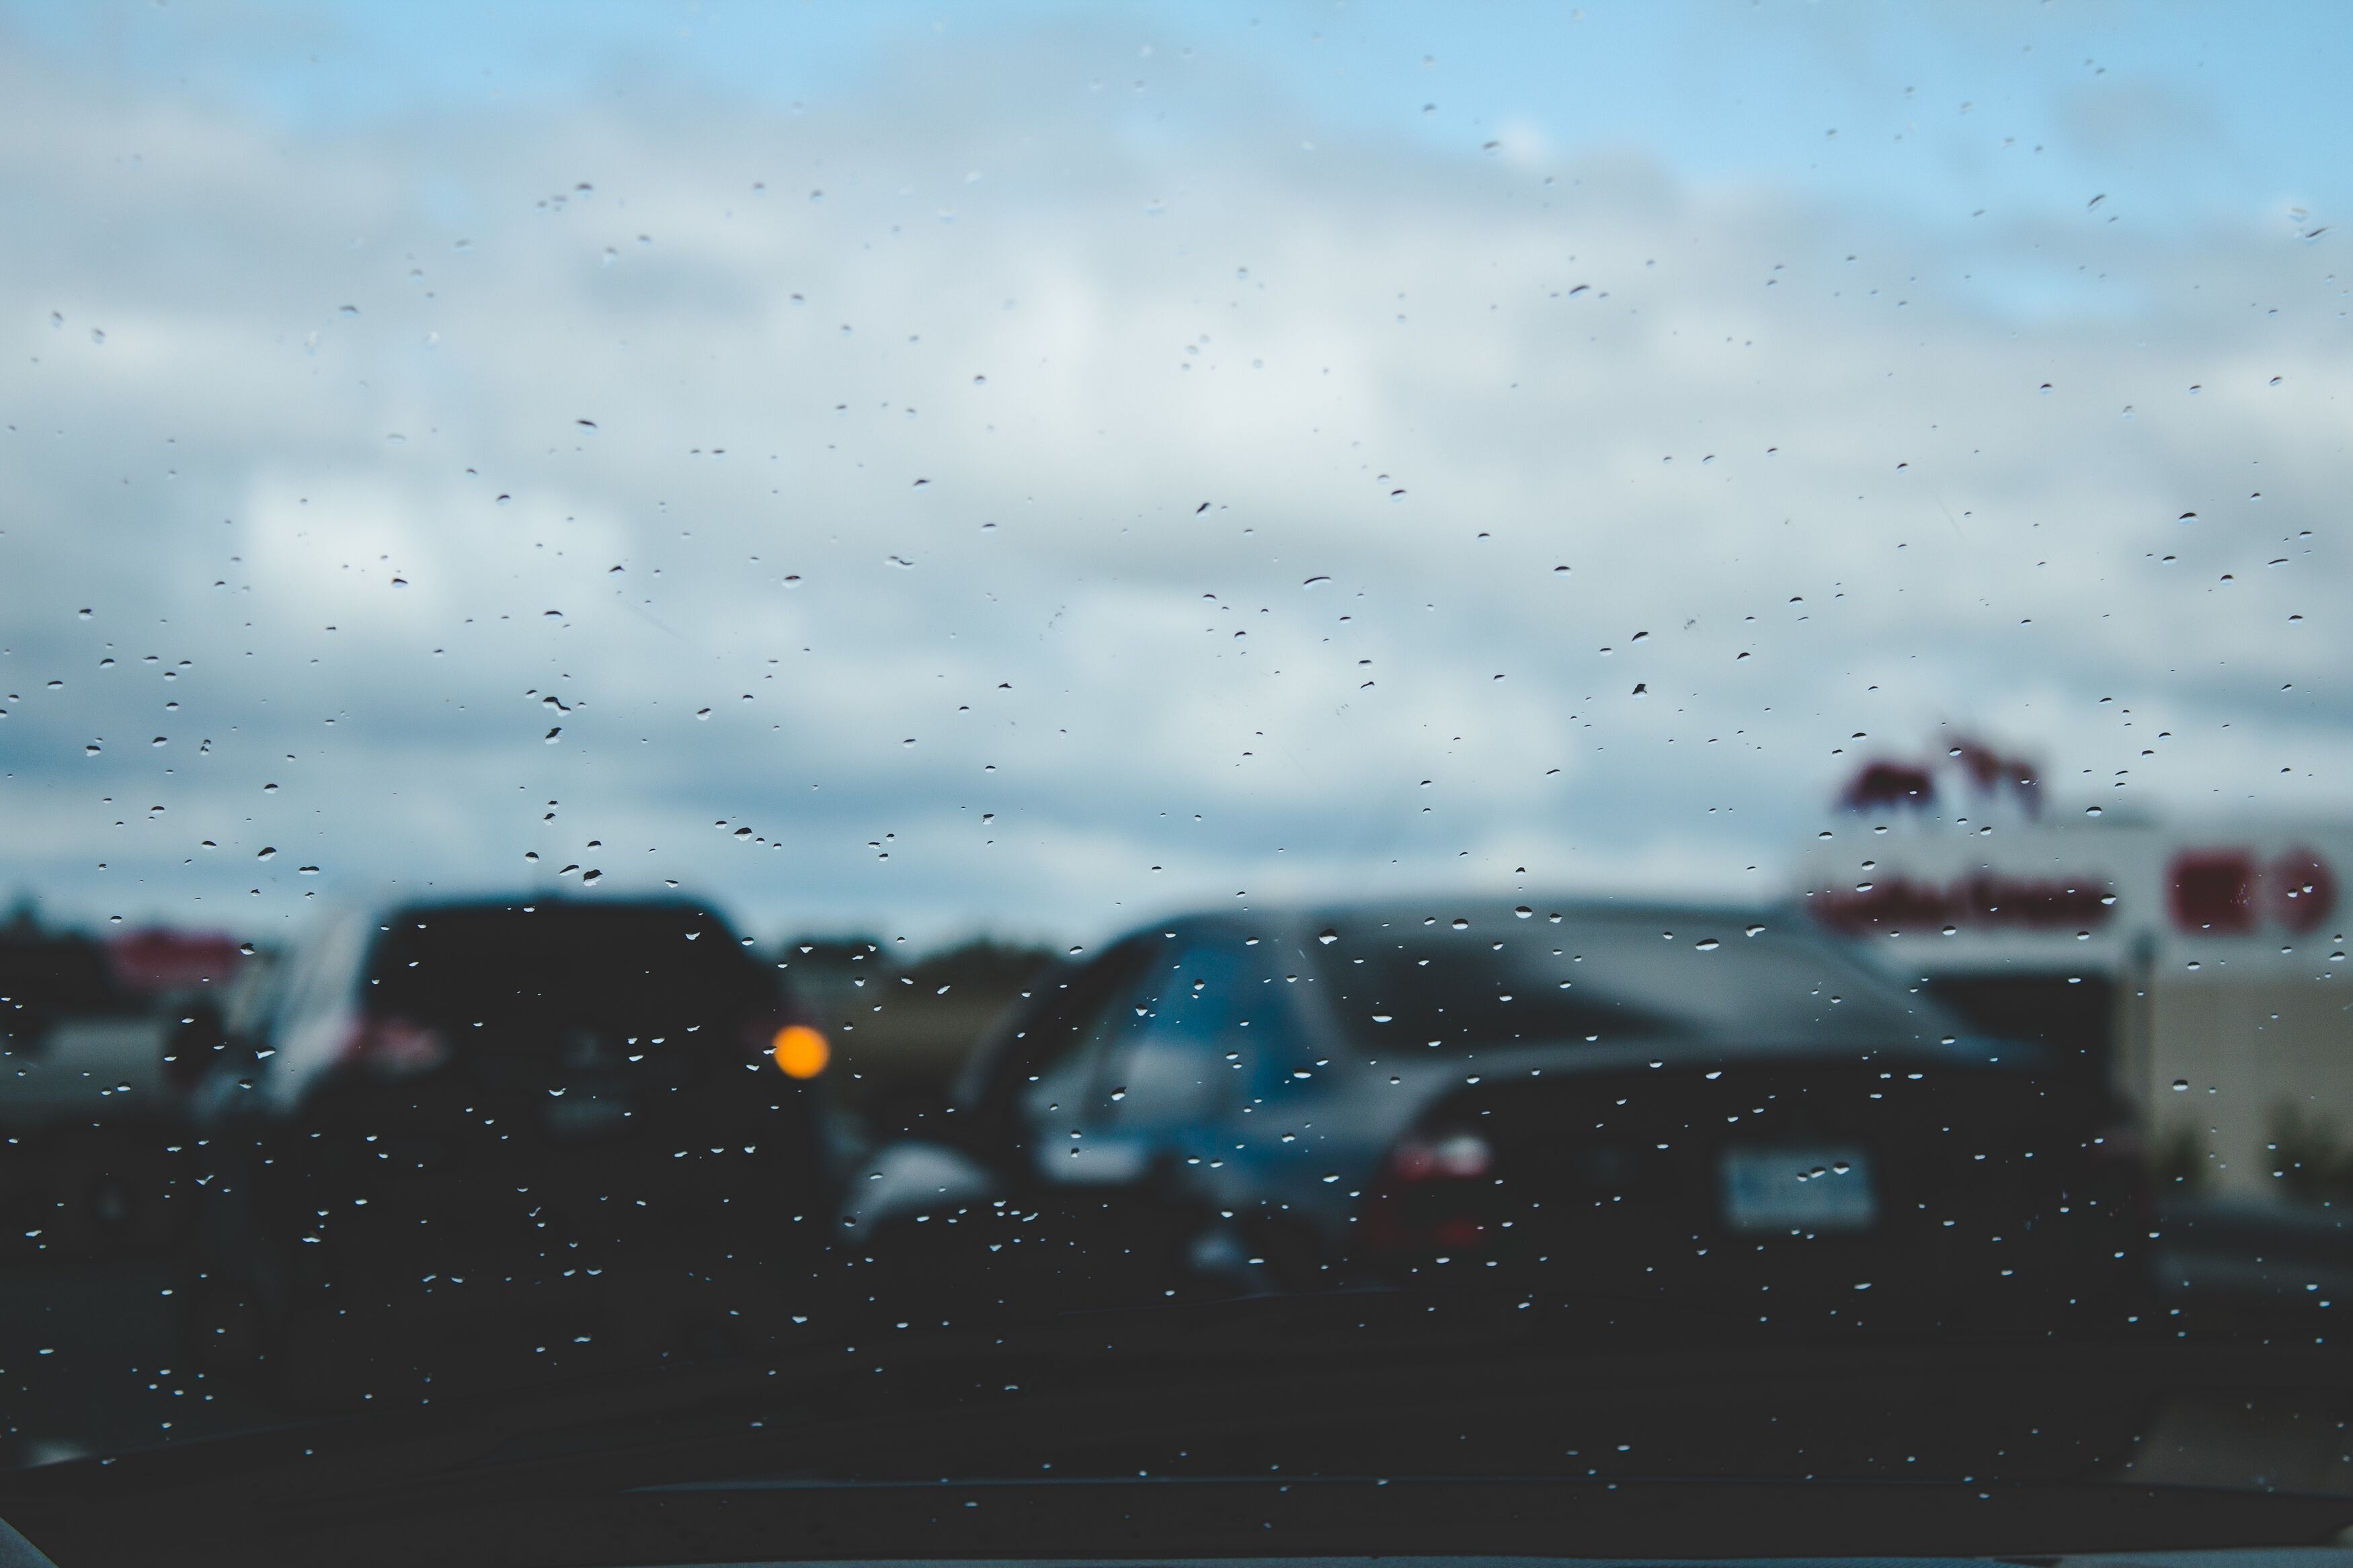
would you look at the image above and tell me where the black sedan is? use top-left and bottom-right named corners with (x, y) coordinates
top-left (841, 898), bottom-right (2152, 1333)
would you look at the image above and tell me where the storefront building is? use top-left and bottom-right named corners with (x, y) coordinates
top-left (1797, 754), bottom-right (2347, 1198)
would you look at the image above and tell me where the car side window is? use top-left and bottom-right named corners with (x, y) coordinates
top-left (1097, 938), bottom-right (1246, 1128)
top-left (1236, 940), bottom-right (1320, 1102)
top-left (978, 941), bottom-right (1149, 1144)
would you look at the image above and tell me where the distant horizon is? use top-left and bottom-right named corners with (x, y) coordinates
top-left (19, 781), bottom-right (2353, 959)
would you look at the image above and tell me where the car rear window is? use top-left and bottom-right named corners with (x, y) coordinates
top-left (1312, 912), bottom-right (1938, 1053)
top-left (362, 903), bottom-right (773, 1040)
top-left (0, 937), bottom-right (124, 1026)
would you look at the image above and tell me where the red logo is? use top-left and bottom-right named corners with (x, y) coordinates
top-left (1814, 873), bottom-right (2113, 936)
top-left (2167, 848), bottom-right (2336, 936)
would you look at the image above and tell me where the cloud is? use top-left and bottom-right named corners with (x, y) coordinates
top-left (0, 15), bottom-right (2342, 949)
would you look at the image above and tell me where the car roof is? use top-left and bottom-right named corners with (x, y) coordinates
top-left (373, 893), bottom-right (727, 924)
top-left (1288, 895), bottom-right (1785, 940)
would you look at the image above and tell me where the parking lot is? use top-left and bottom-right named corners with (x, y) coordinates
top-left (3, 895), bottom-right (2350, 1499)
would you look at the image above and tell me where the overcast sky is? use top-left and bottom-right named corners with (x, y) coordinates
top-left (1, 1), bottom-right (2348, 950)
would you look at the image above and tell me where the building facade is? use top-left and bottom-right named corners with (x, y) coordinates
top-left (1796, 794), bottom-right (2348, 1199)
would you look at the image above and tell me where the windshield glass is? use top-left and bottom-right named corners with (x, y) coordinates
top-left (4, 3), bottom-right (2350, 1560)
top-left (362, 901), bottom-right (771, 1036)
top-left (1311, 905), bottom-right (1939, 1050)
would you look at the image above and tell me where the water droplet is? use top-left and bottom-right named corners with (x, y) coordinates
top-left (1451, 918), bottom-right (1469, 930)
top-left (1316, 928), bottom-right (1339, 944)
top-left (1696, 938), bottom-right (1720, 952)
top-left (1514, 906), bottom-right (1533, 919)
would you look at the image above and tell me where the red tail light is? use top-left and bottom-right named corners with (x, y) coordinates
top-left (1362, 1131), bottom-right (1498, 1255)
top-left (340, 1014), bottom-right (450, 1078)
top-left (1390, 1132), bottom-right (1494, 1183)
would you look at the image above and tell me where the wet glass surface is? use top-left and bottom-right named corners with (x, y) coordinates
top-left (1, 4), bottom-right (2352, 1562)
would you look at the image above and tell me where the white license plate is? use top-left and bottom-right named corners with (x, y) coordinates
top-left (1718, 1145), bottom-right (1878, 1234)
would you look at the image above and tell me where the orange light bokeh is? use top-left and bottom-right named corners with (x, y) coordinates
top-left (770, 1024), bottom-right (830, 1079)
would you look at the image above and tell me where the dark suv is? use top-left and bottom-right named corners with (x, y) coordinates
top-left (179, 896), bottom-right (834, 1401)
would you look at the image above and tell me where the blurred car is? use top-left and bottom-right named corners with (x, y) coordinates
top-left (177, 895), bottom-right (836, 1401)
top-left (841, 899), bottom-right (2153, 1331)
top-left (0, 927), bottom-right (202, 1255)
